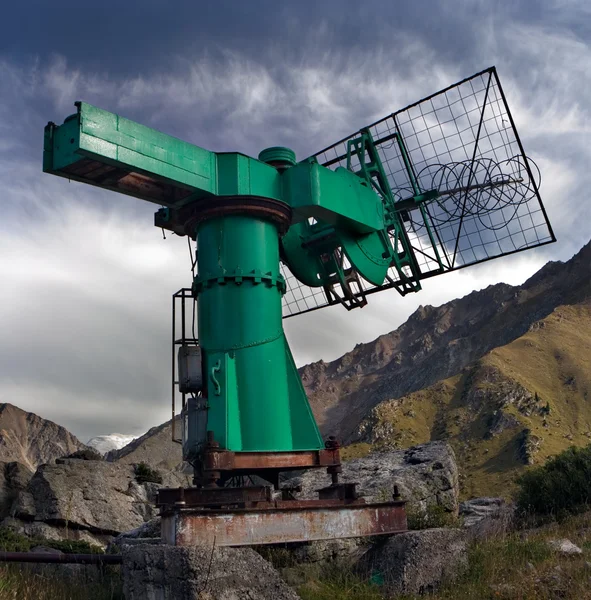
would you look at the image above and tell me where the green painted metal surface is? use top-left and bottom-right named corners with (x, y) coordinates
top-left (194, 215), bottom-right (322, 452)
top-left (43, 69), bottom-right (555, 462)
top-left (282, 162), bottom-right (383, 233)
top-left (43, 101), bottom-right (406, 456)
top-left (44, 102), bottom-right (282, 207)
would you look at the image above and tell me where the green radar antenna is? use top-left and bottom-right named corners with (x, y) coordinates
top-left (43, 66), bottom-right (554, 546)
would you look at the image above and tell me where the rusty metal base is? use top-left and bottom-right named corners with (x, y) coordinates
top-left (161, 500), bottom-right (407, 546)
top-left (193, 440), bottom-right (343, 488)
top-left (158, 437), bottom-right (406, 547)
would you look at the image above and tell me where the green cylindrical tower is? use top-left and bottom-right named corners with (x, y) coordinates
top-left (195, 214), bottom-right (294, 451)
top-left (190, 147), bottom-right (324, 455)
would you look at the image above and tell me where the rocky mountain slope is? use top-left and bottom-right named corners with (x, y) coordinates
top-left (355, 301), bottom-right (591, 497)
top-left (301, 241), bottom-right (591, 448)
top-left (297, 240), bottom-right (591, 497)
top-left (106, 417), bottom-right (191, 487)
top-left (0, 403), bottom-right (87, 471)
top-left (1, 242), bottom-right (588, 505)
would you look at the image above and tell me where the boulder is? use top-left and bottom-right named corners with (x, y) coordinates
top-left (0, 461), bottom-right (33, 517)
top-left (548, 539), bottom-right (583, 555)
top-left (460, 497), bottom-right (515, 538)
top-left (122, 544), bottom-right (301, 600)
top-left (12, 459), bottom-right (158, 535)
top-left (362, 528), bottom-right (468, 596)
top-left (289, 538), bottom-right (366, 564)
top-left (292, 441), bottom-right (459, 514)
top-left (460, 497), bottom-right (505, 526)
top-left (110, 517), bottom-right (161, 550)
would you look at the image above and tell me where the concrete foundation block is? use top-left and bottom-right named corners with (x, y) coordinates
top-left (122, 544), bottom-right (300, 600)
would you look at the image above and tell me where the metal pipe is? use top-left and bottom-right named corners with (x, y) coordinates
top-left (0, 552), bottom-right (122, 565)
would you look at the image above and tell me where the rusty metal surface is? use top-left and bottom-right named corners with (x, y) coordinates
top-left (204, 449), bottom-right (341, 472)
top-left (158, 195), bottom-right (293, 238)
top-left (162, 501), bottom-right (406, 546)
top-left (157, 485), bottom-right (273, 508)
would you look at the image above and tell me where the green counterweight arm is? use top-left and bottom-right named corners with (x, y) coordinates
top-left (43, 102), bottom-right (399, 457)
top-left (43, 102), bottom-right (384, 234)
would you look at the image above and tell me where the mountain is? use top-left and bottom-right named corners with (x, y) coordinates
top-left (0, 403), bottom-right (87, 471)
top-left (300, 240), bottom-right (591, 497)
top-left (106, 417), bottom-right (191, 487)
top-left (1, 242), bottom-right (588, 501)
top-left (301, 241), bottom-right (591, 445)
top-left (87, 434), bottom-right (138, 455)
top-left (355, 301), bottom-right (591, 497)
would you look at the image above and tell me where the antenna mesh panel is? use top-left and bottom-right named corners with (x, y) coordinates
top-left (282, 67), bottom-right (554, 318)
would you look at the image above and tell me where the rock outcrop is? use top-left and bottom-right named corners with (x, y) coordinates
top-left (361, 528), bottom-right (468, 596)
top-left (1, 516), bottom-right (109, 549)
top-left (122, 544), bottom-right (301, 600)
top-left (301, 240), bottom-right (591, 444)
top-left (293, 441), bottom-right (459, 514)
top-left (0, 461), bottom-right (33, 517)
top-left (460, 497), bottom-right (515, 538)
top-left (107, 417), bottom-right (191, 488)
top-left (0, 403), bottom-right (87, 471)
top-left (11, 459), bottom-right (159, 537)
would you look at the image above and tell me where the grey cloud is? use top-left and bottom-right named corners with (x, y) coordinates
top-left (0, 2), bottom-right (590, 439)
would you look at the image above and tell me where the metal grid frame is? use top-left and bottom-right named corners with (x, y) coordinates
top-left (281, 66), bottom-right (555, 318)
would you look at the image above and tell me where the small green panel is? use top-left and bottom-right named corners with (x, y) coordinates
top-left (203, 351), bottom-right (242, 451)
top-left (339, 228), bottom-right (393, 286)
top-left (47, 118), bottom-right (82, 171)
top-left (216, 153), bottom-right (282, 199)
top-left (282, 163), bottom-right (384, 233)
top-left (284, 334), bottom-right (324, 449)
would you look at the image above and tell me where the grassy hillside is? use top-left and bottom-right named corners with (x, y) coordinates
top-left (353, 302), bottom-right (591, 498)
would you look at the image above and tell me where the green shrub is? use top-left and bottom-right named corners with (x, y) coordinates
top-left (298, 565), bottom-right (383, 600)
top-left (0, 564), bottom-right (123, 599)
top-left (516, 444), bottom-right (591, 518)
top-left (0, 527), bottom-right (103, 554)
top-left (67, 448), bottom-right (103, 461)
top-left (133, 462), bottom-right (163, 484)
top-left (0, 527), bottom-right (32, 552)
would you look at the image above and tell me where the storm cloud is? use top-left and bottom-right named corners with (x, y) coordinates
top-left (0, 0), bottom-right (589, 440)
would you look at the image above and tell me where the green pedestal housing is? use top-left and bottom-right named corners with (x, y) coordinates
top-left (194, 214), bottom-right (323, 453)
top-left (42, 103), bottom-right (412, 462)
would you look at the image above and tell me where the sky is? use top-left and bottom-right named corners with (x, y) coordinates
top-left (0, 0), bottom-right (590, 442)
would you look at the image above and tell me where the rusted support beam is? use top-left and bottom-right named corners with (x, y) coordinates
top-left (162, 501), bottom-right (406, 546)
top-left (203, 449), bottom-right (341, 472)
top-left (157, 485), bottom-right (274, 508)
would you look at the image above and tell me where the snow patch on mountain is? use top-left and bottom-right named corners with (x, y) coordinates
top-left (87, 434), bottom-right (137, 455)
